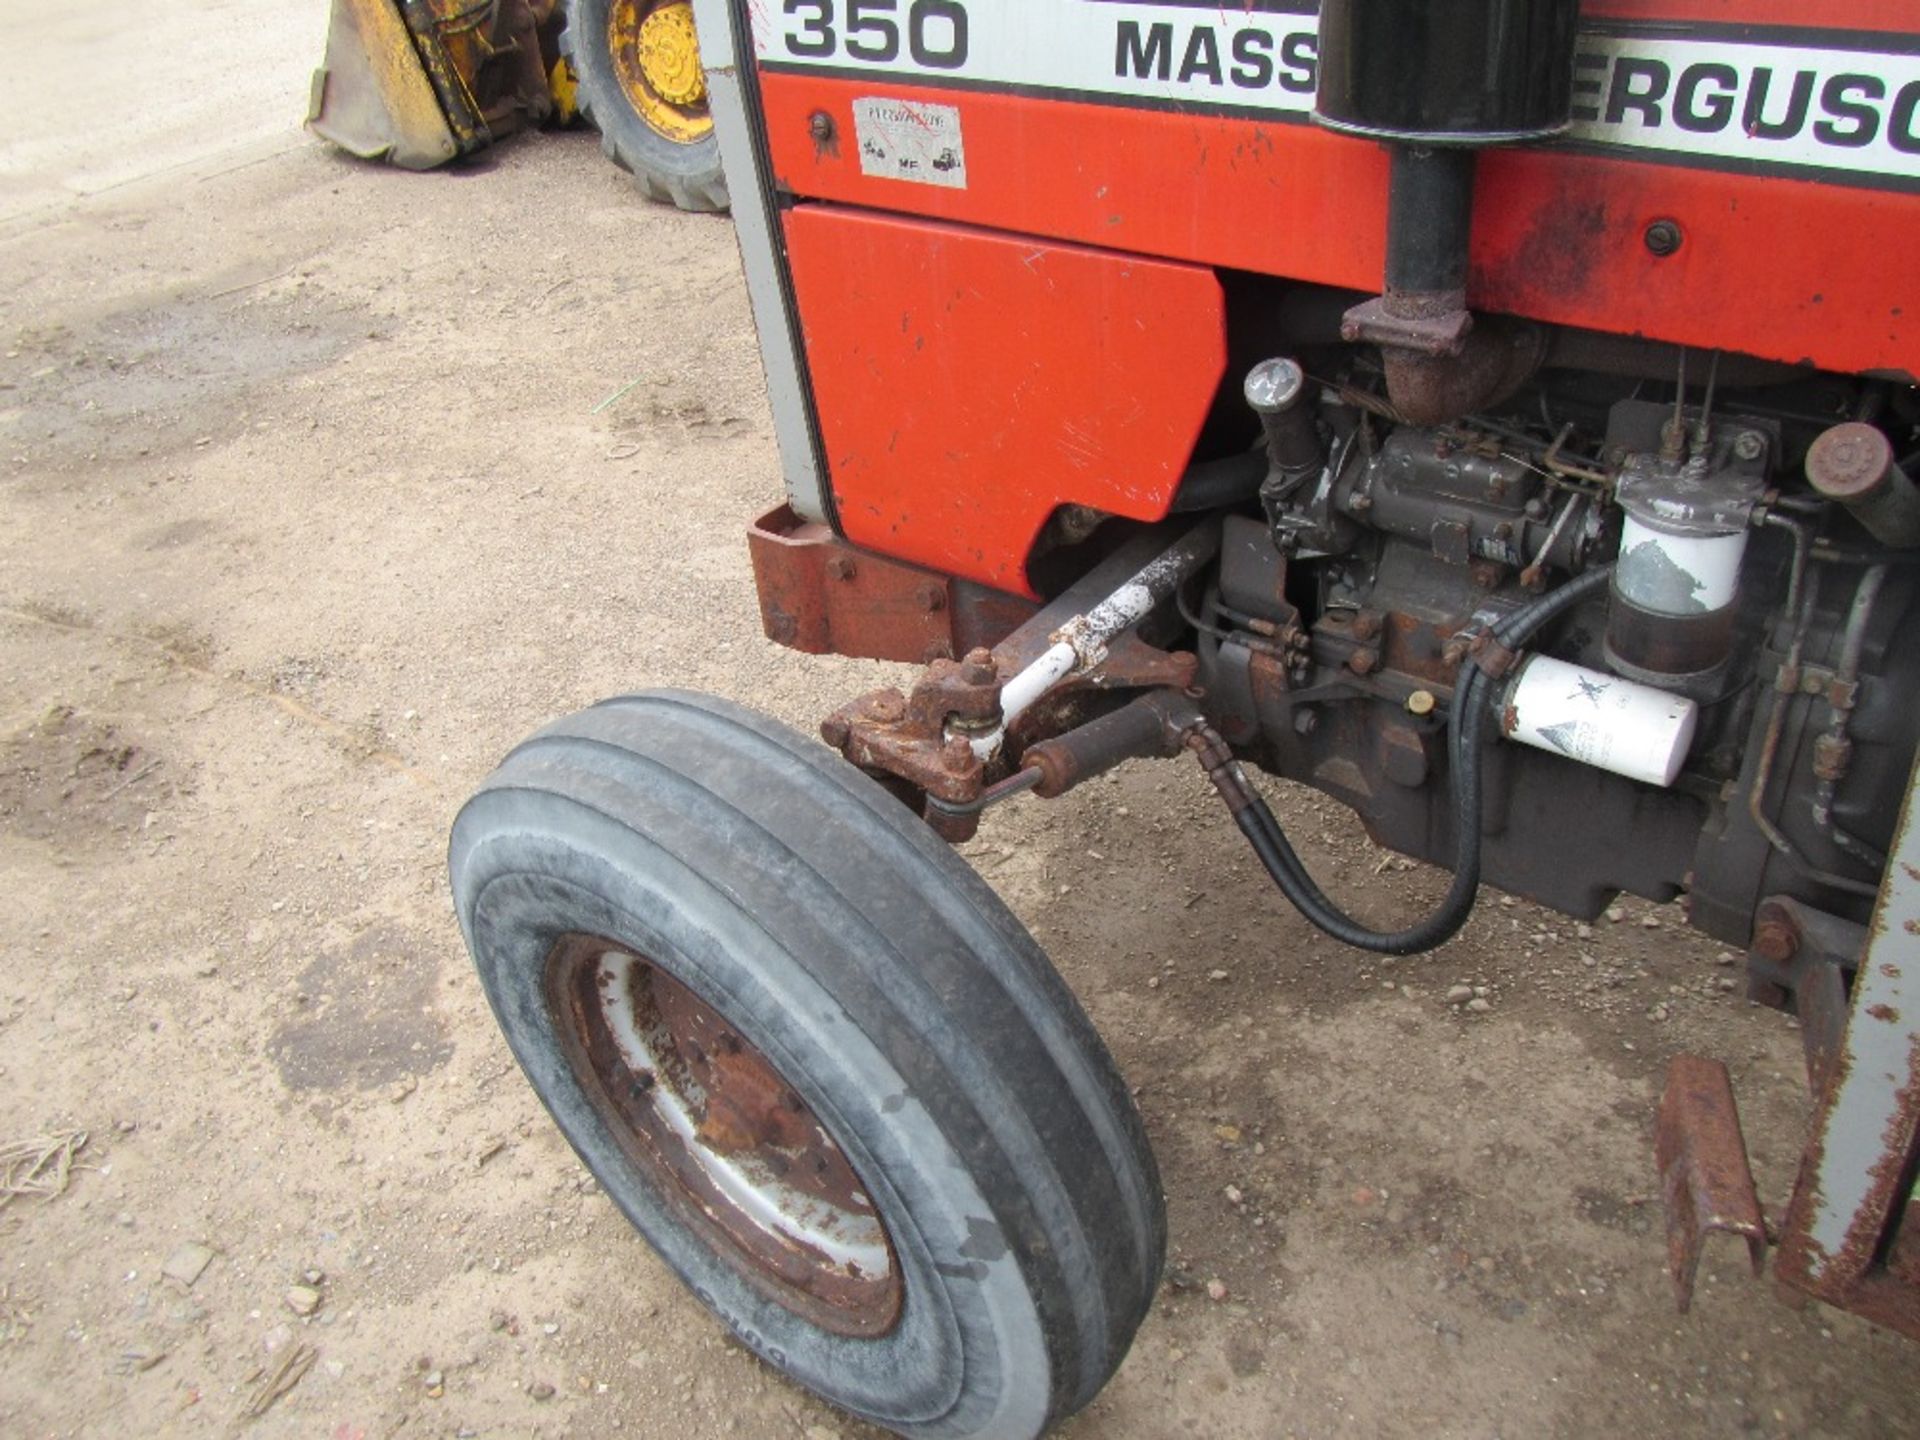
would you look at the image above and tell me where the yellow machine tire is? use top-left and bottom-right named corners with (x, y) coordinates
top-left (562, 0), bottom-right (729, 213)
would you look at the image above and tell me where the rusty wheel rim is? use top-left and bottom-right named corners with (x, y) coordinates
top-left (545, 935), bottom-right (903, 1337)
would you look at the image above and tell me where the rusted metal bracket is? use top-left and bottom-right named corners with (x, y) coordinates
top-left (748, 505), bottom-right (1036, 665)
top-left (816, 526), bottom-right (1209, 839)
top-left (1655, 1055), bottom-right (1769, 1313)
top-left (1745, 895), bottom-right (1867, 1092)
top-left (821, 651), bottom-right (1001, 839)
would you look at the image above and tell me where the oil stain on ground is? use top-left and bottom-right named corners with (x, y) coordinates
top-left (270, 921), bottom-right (453, 1093)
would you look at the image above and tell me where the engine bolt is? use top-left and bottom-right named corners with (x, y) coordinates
top-left (808, 110), bottom-right (836, 143)
top-left (1732, 431), bottom-right (1767, 462)
top-left (916, 582), bottom-right (946, 613)
top-left (1348, 650), bottom-right (1378, 677)
top-left (824, 554), bottom-right (856, 582)
top-left (960, 648), bottom-right (996, 685)
top-left (1643, 219), bottom-right (1683, 257)
top-left (1406, 690), bottom-right (1437, 717)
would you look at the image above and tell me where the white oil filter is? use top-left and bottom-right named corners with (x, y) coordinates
top-left (1501, 655), bottom-right (1699, 787)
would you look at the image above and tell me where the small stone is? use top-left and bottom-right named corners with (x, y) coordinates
top-left (1607, 906), bottom-right (1627, 923)
top-left (1641, 916), bottom-right (1662, 930)
top-left (285, 1285), bottom-right (322, 1316)
top-left (1168, 1346), bottom-right (1188, 1364)
top-left (1446, 985), bottom-right (1474, 1005)
top-left (115, 1212), bottom-right (135, 1228)
top-left (303, 1268), bottom-right (324, 1285)
top-left (1650, 1005), bottom-right (1670, 1022)
top-left (1576, 923), bottom-right (1594, 940)
top-left (489, 1310), bottom-right (510, 1332)
top-left (1224, 1185), bottom-right (1244, 1206)
top-left (1467, 998), bottom-right (1492, 1014)
top-left (262, 1323), bottom-right (294, 1354)
top-left (161, 1243), bottom-right (215, 1288)
top-left (1213, 1124), bottom-right (1242, 1143)
top-left (529, 1381), bottom-right (556, 1401)
top-left (1146, 976), bottom-right (1160, 990)
top-left (325, 1360), bottom-right (345, 1380)
top-left (542, 1321), bottom-right (560, 1336)
top-left (1498, 897), bottom-right (1516, 909)
top-left (1352, 1186), bottom-right (1378, 1208)
top-left (805, 1427), bottom-right (842, 1440)
top-left (1253, 1141), bottom-right (1266, 1156)
top-left (1207, 969), bottom-right (1230, 983)
top-left (1205, 1278), bottom-right (1229, 1302)
top-left (425, 1369), bottom-right (444, 1387)
top-left (390, 1076), bottom-right (417, 1103)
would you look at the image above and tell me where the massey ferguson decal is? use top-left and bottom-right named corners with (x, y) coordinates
top-left (754, 1), bottom-right (1920, 191)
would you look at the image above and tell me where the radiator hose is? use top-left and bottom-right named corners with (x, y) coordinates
top-left (1193, 567), bottom-right (1613, 955)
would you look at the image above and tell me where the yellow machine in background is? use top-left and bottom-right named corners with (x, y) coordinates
top-left (307, 0), bottom-right (726, 211)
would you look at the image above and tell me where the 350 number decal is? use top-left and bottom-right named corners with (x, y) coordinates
top-left (783, 0), bottom-right (970, 70)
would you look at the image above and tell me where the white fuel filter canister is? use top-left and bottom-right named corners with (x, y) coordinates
top-left (1500, 655), bottom-right (1699, 788)
top-left (1606, 451), bottom-right (1765, 685)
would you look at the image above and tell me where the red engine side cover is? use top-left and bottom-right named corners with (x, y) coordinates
top-left (747, 0), bottom-right (1919, 588)
top-left (783, 207), bottom-right (1226, 596)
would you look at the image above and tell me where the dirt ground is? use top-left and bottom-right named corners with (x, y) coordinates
top-left (2, 4), bottom-right (1917, 1438)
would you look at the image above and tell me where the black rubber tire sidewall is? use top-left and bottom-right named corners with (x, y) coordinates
top-left (561, 0), bottom-right (729, 212)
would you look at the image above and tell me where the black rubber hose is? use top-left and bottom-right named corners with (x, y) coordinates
top-left (1169, 451), bottom-right (1268, 513)
top-left (1206, 567), bottom-right (1613, 955)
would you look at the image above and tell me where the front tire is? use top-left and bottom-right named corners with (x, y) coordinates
top-left (448, 691), bottom-right (1164, 1437)
top-left (562, 0), bottom-right (729, 212)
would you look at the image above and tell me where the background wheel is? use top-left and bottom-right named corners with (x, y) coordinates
top-left (562, 0), bottom-right (729, 212)
top-left (448, 691), bottom-right (1165, 1438)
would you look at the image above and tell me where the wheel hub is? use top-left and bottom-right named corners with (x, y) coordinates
top-left (638, 3), bottom-right (705, 108)
top-left (608, 0), bottom-right (713, 143)
top-left (546, 935), bottom-right (902, 1337)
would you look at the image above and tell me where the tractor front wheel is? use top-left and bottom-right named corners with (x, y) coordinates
top-left (563, 0), bottom-right (728, 211)
top-left (448, 691), bottom-right (1164, 1437)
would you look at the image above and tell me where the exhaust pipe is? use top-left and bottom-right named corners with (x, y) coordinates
top-left (1314, 0), bottom-right (1581, 425)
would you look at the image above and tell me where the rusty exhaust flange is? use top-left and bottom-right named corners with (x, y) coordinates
top-left (1654, 1054), bottom-right (1770, 1312)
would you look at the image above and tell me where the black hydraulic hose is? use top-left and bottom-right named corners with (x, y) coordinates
top-left (1194, 567), bottom-right (1614, 955)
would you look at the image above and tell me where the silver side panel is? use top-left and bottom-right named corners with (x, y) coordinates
top-left (1793, 747), bottom-right (1920, 1274)
top-left (693, 0), bottom-right (830, 524)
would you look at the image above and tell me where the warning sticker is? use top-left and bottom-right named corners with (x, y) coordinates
top-left (852, 97), bottom-right (968, 189)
